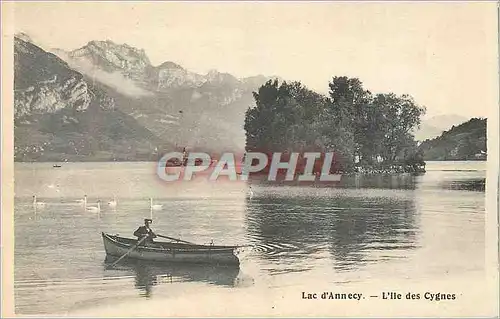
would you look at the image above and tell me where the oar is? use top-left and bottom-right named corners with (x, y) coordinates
top-left (156, 234), bottom-right (196, 245)
top-left (157, 234), bottom-right (250, 248)
top-left (107, 236), bottom-right (148, 269)
top-left (235, 244), bottom-right (254, 248)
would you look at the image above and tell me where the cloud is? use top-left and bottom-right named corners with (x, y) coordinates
top-left (54, 50), bottom-right (153, 98)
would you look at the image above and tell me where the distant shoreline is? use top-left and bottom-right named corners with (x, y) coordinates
top-left (13, 159), bottom-right (487, 163)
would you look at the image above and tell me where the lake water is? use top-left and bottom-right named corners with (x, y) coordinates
top-left (13, 161), bottom-right (491, 316)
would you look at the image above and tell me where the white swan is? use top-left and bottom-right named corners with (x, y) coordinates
top-left (248, 186), bottom-right (254, 199)
top-left (32, 195), bottom-right (46, 208)
top-left (108, 195), bottom-right (117, 209)
top-left (76, 195), bottom-right (87, 206)
top-left (150, 198), bottom-right (163, 211)
top-left (47, 183), bottom-right (60, 193)
top-left (86, 200), bottom-right (101, 213)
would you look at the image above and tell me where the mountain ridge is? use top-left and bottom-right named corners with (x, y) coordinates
top-left (414, 114), bottom-right (468, 141)
top-left (15, 34), bottom-right (481, 162)
top-left (14, 36), bottom-right (172, 162)
top-left (417, 118), bottom-right (487, 161)
top-left (14, 35), bottom-right (280, 161)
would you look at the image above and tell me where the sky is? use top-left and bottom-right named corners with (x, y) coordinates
top-left (12, 1), bottom-right (498, 119)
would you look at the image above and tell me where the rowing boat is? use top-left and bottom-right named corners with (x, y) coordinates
top-left (102, 233), bottom-right (240, 266)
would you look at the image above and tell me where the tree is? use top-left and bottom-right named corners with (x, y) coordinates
top-left (244, 77), bottom-right (426, 173)
top-left (371, 93), bottom-right (425, 162)
top-left (245, 80), bottom-right (330, 152)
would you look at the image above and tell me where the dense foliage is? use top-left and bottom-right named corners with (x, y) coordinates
top-left (244, 77), bottom-right (426, 171)
top-left (418, 118), bottom-right (486, 161)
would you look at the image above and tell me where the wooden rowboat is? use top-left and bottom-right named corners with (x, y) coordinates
top-left (102, 233), bottom-right (240, 266)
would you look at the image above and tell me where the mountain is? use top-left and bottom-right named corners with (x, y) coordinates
top-left (414, 114), bottom-right (468, 141)
top-left (14, 36), bottom-right (278, 161)
top-left (155, 61), bottom-right (206, 89)
top-left (14, 37), bottom-right (168, 162)
top-left (52, 39), bottom-right (278, 153)
top-left (14, 32), bottom-right (34, 44)
top-left (68, 40), bottom-right (152, 85)
top-left (418, 118), bottom-right (487, 161)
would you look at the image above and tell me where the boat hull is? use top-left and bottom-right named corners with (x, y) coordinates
top-left (102, 233), bottom-right (240, 266)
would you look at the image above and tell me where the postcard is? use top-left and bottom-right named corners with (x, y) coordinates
top-left (2, 1), bottom-right (498, 317)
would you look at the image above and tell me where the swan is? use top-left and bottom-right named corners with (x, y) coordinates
top-left (150, 198), bottom-right (163, 211)
top-left (76, 195), bottom-right (87, 206)
top-left (108, 195), bottom-right (117, 209)
top-left (248, 186), bottom-right (254, 199)
top-left (47, 183), bottom-right (60, 193)
top-left (32, 195), bottom-right (46, 208)
top-left (86, 200), bottom-right (101, 213)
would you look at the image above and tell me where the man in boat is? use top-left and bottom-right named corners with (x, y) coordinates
top-left (134, 218), bottom-right (157, 246)
top-left (182, 147), bottom-right (188, 166)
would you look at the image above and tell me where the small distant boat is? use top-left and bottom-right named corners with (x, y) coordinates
top-left (53, 164), bottom-right (62, 168)
top-left (102, 233), bottom-right (240, 266)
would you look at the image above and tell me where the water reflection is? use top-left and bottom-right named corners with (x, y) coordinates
top-left (342, 174), bottom-right (417, 190)
top-left (103, 257), bottom-right (241, 297)
top-left (440, 178), bottom-right (485, 192)
top-left (249, 174), bottom-right (417, 190)
top-left (246, 190), bottom-right (419, 271)
top-left (325, 197), bottom-right (418, 270)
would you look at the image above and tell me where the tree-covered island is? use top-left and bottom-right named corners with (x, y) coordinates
top-left (244, 77), bottom-right (427, 175)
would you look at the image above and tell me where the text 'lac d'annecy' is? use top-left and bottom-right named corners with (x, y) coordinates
top-left (156, 152), bottom-right (342, 182)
